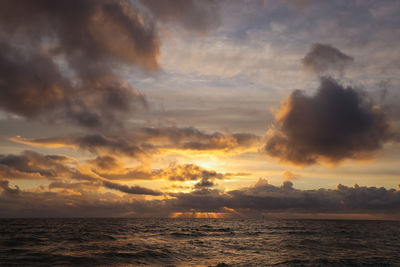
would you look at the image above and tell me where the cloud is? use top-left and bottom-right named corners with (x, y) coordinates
top-left (94, 160), bottom-right (233, 188)
top-left (302, 43), bottom-right (354, 75)
top-left (0, 150), bottom-right (235, 197)
top-left (0, 149), bottom-right (235, 188)
top-left (138, 0), bottom-right (220, 34)
top-left (166, 180), bottom-right (400, 218)
top-left (225, 180), bottom-right (400, 215)
top-left (0, 0), bottom-right (222, 128)
top-left (194, 178), bottom-right (215, 189)
top-left (48, 181), bottom-right (99, 191)
top-left (138, 127), bottom-right (260, 152)
top-left (0, 0), bottom-right (157, 128)
top-left (1, 177), bottom-right (400, 218)
top-left (0, 150), bottom-right (77, 180)
top-left (282, 170), bottom-right (301, 181)
top-left (11, 134), bottom-right (149, 159)
top-left (102, 180), bottom-right (162, 196)
top-left (155, 163), bottom-right (231, 189)
top-left (87, 155), bottom-right (127, 173)
top-left (0, 151), bottom-right (163, 196)
top-left (11, 126), bottom-right (261, 158)
top-left (156, 163), bottom-right (225, 181)
top-left (263, 77), bottom-right (394, 166)
top-left (0, 180), bottom-right (20, 195)
top-left (0, 181), bottom-right (139, 217)
top-left (75, 134), bottom-right (148, 158)
top-left (45, 170), bottom-right (163, 196)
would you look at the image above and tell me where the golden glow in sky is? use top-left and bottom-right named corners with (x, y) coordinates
top-left (0, 0), bottom-right (400, 219)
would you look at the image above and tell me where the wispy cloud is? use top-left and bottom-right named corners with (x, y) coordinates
top-left (10, 126), bottom-right (261, 159)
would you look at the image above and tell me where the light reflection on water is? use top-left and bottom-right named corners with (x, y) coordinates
top-left (0, 218), bottom-right (399, 266)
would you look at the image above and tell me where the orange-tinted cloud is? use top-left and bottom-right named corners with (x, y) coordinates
top-left (0, 151), bottom-right (162, 196)
top-left (91, 159), bottom-right (236, 190)
top-left (0, 150), bottom-right (239, 198)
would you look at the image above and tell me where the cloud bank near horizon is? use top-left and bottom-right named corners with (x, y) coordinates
top-left (1, 176), bottom-right (399, 219)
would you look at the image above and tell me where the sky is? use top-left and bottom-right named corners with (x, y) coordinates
top-left (0, 0), bottom-right (400, 219)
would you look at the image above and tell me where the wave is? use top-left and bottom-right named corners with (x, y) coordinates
top-left (0, 218), bottom-right (399, 266)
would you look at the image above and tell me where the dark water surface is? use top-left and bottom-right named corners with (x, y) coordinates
top-left (0, 218), bottom-right (399, 266)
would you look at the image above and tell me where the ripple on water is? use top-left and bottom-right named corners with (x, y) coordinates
top-left (0, 219), bottom-right (399, 266)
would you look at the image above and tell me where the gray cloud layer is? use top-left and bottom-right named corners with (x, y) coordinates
top-left (264, 77), bottom-right (394, 166)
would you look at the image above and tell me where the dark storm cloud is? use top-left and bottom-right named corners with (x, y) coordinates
top-left (102, 181), bottom-right (162, 196)
top-left (302, 43), bottom-right (354, 75)
top-left (138, 0), bottom-right (220, 33)
top-left (0, 0), bottom-right (157, 128)
top-left (263, 77), bottom-right (394, 166)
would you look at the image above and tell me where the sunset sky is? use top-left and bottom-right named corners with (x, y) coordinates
top-left (1, 0), bottom-right (399, 219)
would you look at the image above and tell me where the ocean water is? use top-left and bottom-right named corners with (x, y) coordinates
top-left (0, 219), bottom-right (399, 266)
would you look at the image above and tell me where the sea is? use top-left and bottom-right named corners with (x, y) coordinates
top-left (0, 218), bottom-right (399, 266)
